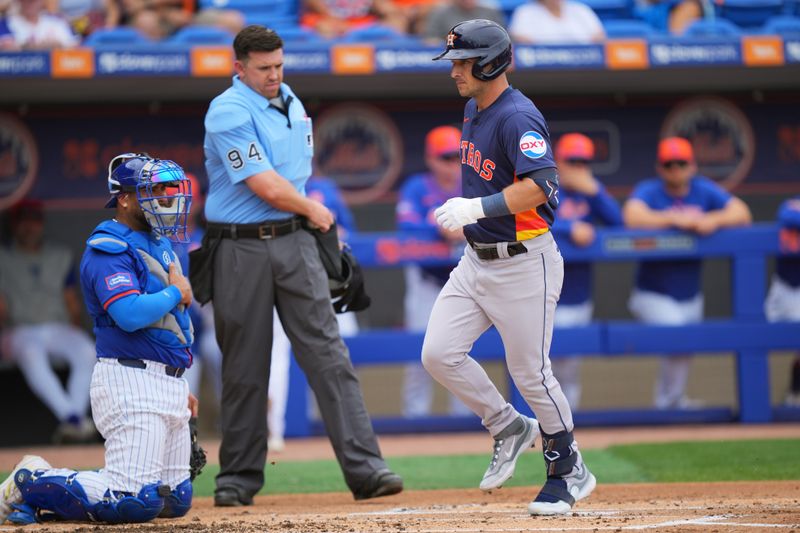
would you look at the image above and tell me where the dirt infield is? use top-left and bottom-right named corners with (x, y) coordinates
top-left (1, 424), bottom-right (799, 532)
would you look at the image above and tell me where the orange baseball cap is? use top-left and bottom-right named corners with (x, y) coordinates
top-left (658, 137), bottom-right (694, 163)
top-left (426, 125), bottom-right (461, 157)
top-left (555, 133), bottom-right (595, 161)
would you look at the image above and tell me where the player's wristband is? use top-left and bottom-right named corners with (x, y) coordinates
top-left (481, 192), bottom-right (511, 218)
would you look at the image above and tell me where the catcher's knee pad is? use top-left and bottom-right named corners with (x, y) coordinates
top-left (92, 482), bottom-right (167, 523)
top-left (159, 479), bottom-right (192, 518)
top-left (540, 429), bottom-right (578, 477)
top-left (15, 470), bottom-right (93, 521)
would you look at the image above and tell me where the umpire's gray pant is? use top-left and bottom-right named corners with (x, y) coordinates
top-left (212, 228), bottom-right (387, 497)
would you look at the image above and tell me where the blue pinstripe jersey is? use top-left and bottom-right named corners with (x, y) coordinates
top-left (80, 220), bottom-right (192, 368)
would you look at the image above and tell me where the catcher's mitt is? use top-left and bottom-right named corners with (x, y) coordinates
top-left (189, 417), bottom-right (207, 481)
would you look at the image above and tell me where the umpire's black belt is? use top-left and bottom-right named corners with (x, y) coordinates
top-left (117, 358), bottom-right (185, 378)
top-left (468, 239), bottom-right (528, 260)
top-left (207, 217), bottom-right (302, 240)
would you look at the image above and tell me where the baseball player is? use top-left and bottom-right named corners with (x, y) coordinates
top-left (425, 19), bottom-right (596, 515)
top-left (0, 153), bottom-right (198, 525)
top-left (765, 196), bottom-right (800, 406)
top-left (267, 174), bottom-right (360, 453)
top-left (550, 133), bottom-right (623, 409)
top-left (623, 137), bottom-right (752, 409)
top-left (0, 199), bottom-right (97, 444)
top-left (397, 124), bottom-right (471, 417)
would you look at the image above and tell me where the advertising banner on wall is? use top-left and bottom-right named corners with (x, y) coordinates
top-left (1, 93), bottom-right (798, 211)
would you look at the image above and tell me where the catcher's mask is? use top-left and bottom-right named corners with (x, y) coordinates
top-left (106, 153), bottom-right (193, 243)
top-left (432, 19), bottom-right (512, 82)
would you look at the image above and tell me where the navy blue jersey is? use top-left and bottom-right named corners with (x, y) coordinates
top-left (460, 87), bottom-right (559, 244)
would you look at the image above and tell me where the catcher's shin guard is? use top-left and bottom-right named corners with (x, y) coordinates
top-left (15, 470), bottom-right (93, 521)
top-left (159, 479), bottom-right (192, 518)
top-left (92, 483), bottom-right (167, 523)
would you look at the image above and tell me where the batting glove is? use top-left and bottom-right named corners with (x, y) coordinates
top-left (434, 197), bottom-right (485, 231)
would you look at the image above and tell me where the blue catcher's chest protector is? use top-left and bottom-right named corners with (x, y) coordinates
top-left (88, 220), bottom-right (193, 350)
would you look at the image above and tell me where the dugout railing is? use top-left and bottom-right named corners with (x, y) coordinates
top-left (284, 224), bottom-right (800, 437)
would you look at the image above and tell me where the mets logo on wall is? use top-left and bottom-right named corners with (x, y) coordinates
top-left (0, 113), bottom-right (39, 211)
top-left (519, 131), bottom-right (547, 159)
top-left (314, 103), bottom-right (403, 204)
top-left (660, 97), bottom-right (755, 189)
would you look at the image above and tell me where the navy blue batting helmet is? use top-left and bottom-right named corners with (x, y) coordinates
top-left (433, 19), bottom-right (512, 81)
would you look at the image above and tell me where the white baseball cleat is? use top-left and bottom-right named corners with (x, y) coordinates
top-left (480, 416), bottom-right (538, 491)
top-left (528, 462), bottom-right (596, 515)
top-left (0, 455), bottom-right (52, 524)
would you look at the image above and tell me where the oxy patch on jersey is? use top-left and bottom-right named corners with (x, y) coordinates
top-left (519, 131), bottom-right (547, 159)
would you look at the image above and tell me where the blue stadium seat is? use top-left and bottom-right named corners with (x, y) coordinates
top-left (244, 13), bottom-right (298, 32)
top-left (603, 18), bottom-right (657, 38)
top-left (714, 0), bottom-right (784, 28)
top-left (575, 0), bottom-right (634, 21)
top-left (682, 18), bottom-right (742, 38)
top-left (761, 15), bottom-right (800, 36)
top-left (338, 24), bottom-right (419, 44)
top-left (278, 26), bottom-right (324, 43)
top-left (84, 27), bottom-right (151, 47)
top-left (169, 25), bottom-right (234, 44)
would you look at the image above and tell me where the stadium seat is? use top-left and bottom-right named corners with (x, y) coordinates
top-left (575, 0), bottom-right (634, 21)
top-left (278, 26), bottom-right (324, 43)
top-left (337, 24), bottom-right (419, 44)
top-left (169, 25), bottom-right (234, 44)
top-left (84, 27), bottom-right (151, 47)
top-left (761, 15), bottom-right (800, 37)
top-left (682, 18), bottom-right (742, 38)
top-left (714, 0), bottom-right (784, 28)
top-left (603, 18), bottom-right (658, 38)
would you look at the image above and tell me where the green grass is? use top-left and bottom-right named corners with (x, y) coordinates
top-left (187, 438), bottom-right (800, 497)
top-left (5, 439), bottom-right (798, 497)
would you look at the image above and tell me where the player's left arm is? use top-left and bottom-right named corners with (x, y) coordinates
top-left (696, 181), bottom-right (752, 235)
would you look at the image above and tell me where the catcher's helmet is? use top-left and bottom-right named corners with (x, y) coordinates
top-left (433, 19), bottom-right (512, 81)
top-left (106, 153), bottom-right (192, 242)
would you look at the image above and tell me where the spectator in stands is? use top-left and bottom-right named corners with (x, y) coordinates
top-left (267, 174), bottom-right (359, 452)
top-left (46, 0), bottom-right (120, 38)
top-left (423, 0), bottom-right (504, 43)
top-left (0, 199), bottom-right (97, 443)
top-left (550, 133), bottom-right (622, 410)
top-left (301, 0), bottom-right (408, 39)
top-left (119, 0), bottom-right (243, 41)
top-left (396, 125), bottom-right (471, 418)
top-left (764, 196), bottom-right (800, 407)
top-left (635, 0), bottom-right (706, 36)
top-left (1, 0), bottom-right (18, 49)
top-left (509, 0), bottom-right (605, 44)
top-left (623, 137), bottom-right (752, 409)
top-left (393, 0), bottom-right (436, 36)
top-left (7, 0), bottom-right (79, 49)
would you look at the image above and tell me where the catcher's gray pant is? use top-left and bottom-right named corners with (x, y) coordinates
top-left (422, 231), bottom-right (574, 437)
top-left (212, 229), bottom-right (387, 498)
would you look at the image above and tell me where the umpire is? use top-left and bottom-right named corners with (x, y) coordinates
top-left (200, 25), bottom-right (402, 505)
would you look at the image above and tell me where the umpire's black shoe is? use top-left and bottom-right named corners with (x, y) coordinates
top-left (214, 486), bottom-right (253, 507)
top-left (353, 469), bottom-right (404, 501)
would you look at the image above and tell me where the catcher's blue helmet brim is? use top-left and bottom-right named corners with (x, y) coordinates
top-left (105, 196), bottom-right (118, 208)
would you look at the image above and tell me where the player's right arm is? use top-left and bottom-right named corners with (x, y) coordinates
top-left (85, 250), bottom-right (183, 332)
top-left (206, 102), bottom-right (333, 231)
